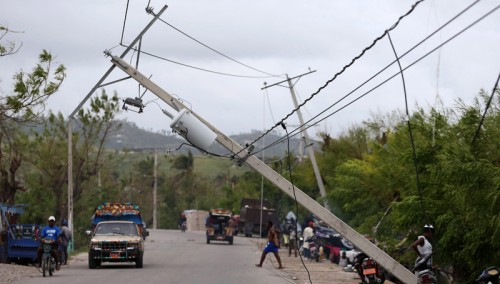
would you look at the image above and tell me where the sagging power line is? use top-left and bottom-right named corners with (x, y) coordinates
top-left (241, 0), bottom-right (497, 158)
top-left (120, 1), bottom-right (283, 79)
top-left (233, 0), bottom-right (427, 156)
top-left (251, 1), bottom-right (499, 158)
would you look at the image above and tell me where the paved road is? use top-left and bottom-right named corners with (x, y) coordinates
top-left (13, 229), bottom-right (292, 284)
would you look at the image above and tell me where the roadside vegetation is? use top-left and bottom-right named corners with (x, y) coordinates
top-left (1, 25), bottom-right (498, 282)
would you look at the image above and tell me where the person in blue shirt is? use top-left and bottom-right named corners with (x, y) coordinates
top-left (36, 216), bottom-right (62, 270)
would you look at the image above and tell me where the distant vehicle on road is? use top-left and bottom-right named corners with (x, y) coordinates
top-left (238, 198), bottom-right (277, 237)
top-left (206, 208), bottom-right (234, 245)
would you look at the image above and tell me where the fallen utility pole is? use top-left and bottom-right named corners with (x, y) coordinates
top-left (108, 54), bottom-right (417, 284)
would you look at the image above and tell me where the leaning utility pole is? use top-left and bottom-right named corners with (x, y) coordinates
top-left (262, 71), bottom-right (330, 211)
top-left (107, 54), bottom-right (417, 284)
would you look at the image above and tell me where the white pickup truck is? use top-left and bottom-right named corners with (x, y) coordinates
top-left (86, 221), bottom-right (145, 269)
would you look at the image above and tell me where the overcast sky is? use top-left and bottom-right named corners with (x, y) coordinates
top-left (1, 0), bottom-right (499, 139)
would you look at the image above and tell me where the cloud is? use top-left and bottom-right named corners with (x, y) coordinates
top-left (1, 0), bottom-right (499, 137)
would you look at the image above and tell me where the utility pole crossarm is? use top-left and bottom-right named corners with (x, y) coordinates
top-left (261, 70), bottom-right (316, 90)
top-left (108, 56), bottom-right (417, 284)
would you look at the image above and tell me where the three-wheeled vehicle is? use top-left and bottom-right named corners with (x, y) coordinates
top-left (7, 224), bottom-right (40, 264)
top-left (1, 203), bottom-right (39, 264)
top-left (206, 209), bottom-right (234, 245)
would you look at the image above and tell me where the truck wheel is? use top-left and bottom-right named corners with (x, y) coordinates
top-left (135, 256), bottom-right (143, 268)
top-left (88, 254), bottom-right (96, 269)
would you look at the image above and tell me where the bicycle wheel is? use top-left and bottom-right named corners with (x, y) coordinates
top-left (42, 257), bottom-right (47, 277)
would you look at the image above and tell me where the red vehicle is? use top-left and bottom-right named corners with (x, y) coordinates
top-left (361, 257), bottom-right (385, 284)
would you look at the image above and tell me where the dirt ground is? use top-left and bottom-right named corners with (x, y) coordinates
top-left (0, 252), bottom-right (85, 284)
top-left (252, 239), bottom-right (365, 284)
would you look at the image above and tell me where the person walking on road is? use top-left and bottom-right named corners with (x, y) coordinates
top-left (59, 219), bottom-right (72, 265)
top-left (256, 221), bottom-right (284, 269)
top-left (288, 222), bottom-right (298, 257)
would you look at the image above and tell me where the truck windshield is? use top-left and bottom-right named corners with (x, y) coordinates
top-left (95, 223), bottom-right (139, 236)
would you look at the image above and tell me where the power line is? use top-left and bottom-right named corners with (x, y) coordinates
top-left (242, 0), bottom-right (491, 157)
top-left (119, 2), bottom-right (279, 78)
top-left (148, 10), bottom-right (283, 78)
top-left (471, 71), bottom-right (500, 146)
top-left (121, 0), bottom-right (130, 45)
top-left (234, 0), bottom-right (427, 156)
top-left (388, 31), bottom-right (428, 224)
top-left (251, 3), bottom-right (498, 157)
top-left (263, 86), bottom-right (277, 125)
top-left (124, 46), bottom-right (279, 79)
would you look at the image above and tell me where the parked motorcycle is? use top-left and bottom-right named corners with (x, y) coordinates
top-left (476, 267), bottom-right (499, 284)
top-left (40, 238), bottom-right (57, 277)
top-left (353, 252), bottom-right (386, 284)
top-left (360, 256), bottom-right (385, 284)
top-left (412, 253), bottom-right (437, 284)
top-left (304, 235), bottom-right (320, 262)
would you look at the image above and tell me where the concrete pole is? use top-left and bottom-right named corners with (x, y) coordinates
top-left (286, 75), bottom-right (330, 211)
top-left (153, 149), bottom-right (158, 229)
top-left (109, 56), bottom-right (417, 284)
top-left (67, 119), bottom-right (73, 251)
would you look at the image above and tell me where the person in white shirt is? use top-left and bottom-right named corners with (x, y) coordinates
top-left (302, 222), bottom-right (314, 259)
top-left (412, 224), bottom-right (433, 268)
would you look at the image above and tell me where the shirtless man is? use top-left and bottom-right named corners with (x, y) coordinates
top-left (255, 221), bottom-right (283, 269)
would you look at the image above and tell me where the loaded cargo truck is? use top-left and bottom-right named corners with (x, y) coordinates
top-left (89, 202), bottom-right (148, 239)
top-left (238, 198), bottom-right (277, 237)
top-left (86, 202), bottom-right (149, 269)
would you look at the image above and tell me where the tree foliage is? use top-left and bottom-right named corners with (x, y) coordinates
top-left (309, 91), bottom-right (500, 281)
top-left (0, 36), bottom-right (66, 203)
top-left (1, 49), bottom-right (65, 124)
top-left (0, 25), bottom-right (22, 57)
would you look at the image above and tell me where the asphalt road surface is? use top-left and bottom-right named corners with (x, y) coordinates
top-left (13, 229), bottom-right (294, 284)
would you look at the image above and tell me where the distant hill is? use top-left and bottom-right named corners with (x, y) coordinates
top-left (106, 120), bottom-right (320, 158)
